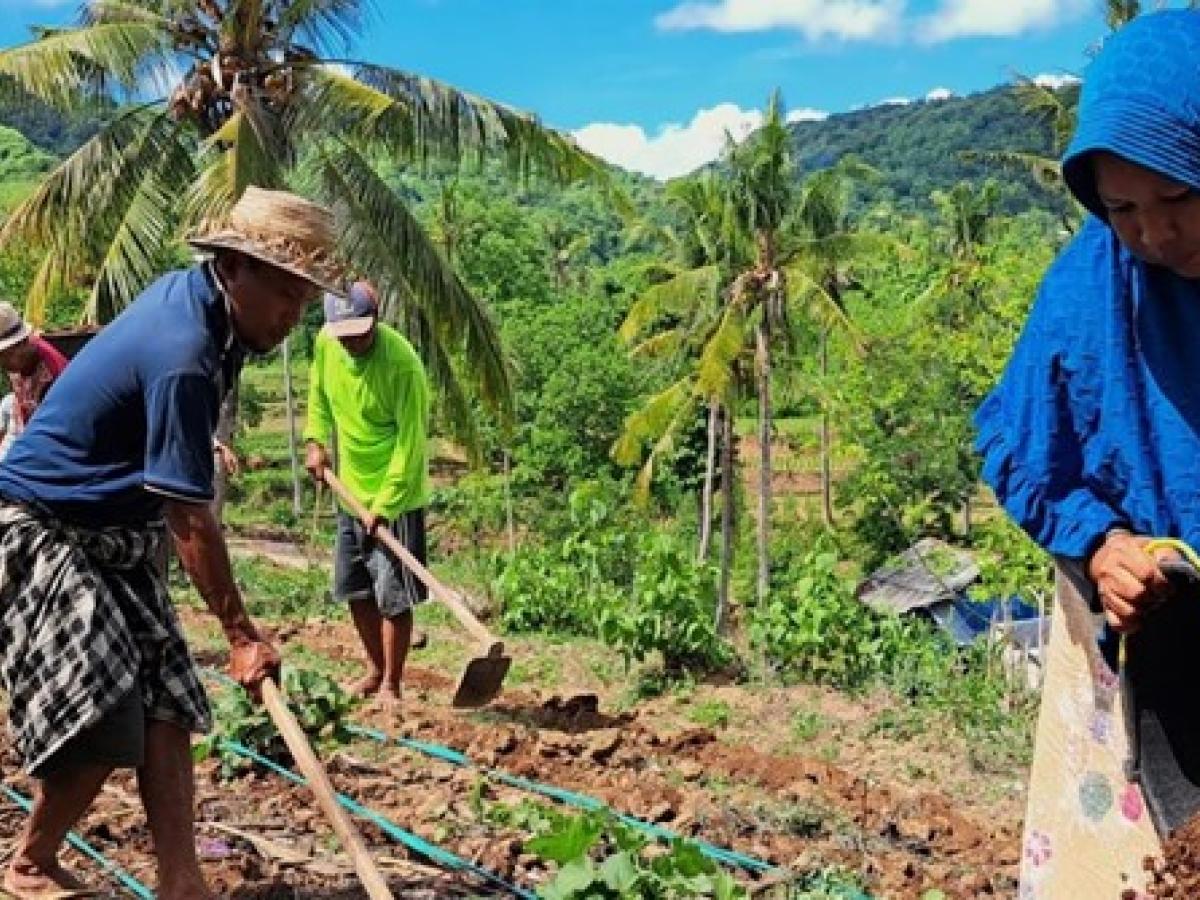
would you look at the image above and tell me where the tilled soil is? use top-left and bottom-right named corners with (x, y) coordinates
top-left (0, 625), bottom-right (1021, 899)
top-left (1143, 814), bottom-right (1200, 899)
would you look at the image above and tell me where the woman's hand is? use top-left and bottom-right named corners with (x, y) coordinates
top-left (1088, 530), bottom-right (1174, 633)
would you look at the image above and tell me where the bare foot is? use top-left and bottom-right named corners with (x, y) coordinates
top-left (5, 858), bottom-right (97, 897)
top-left (374, 685), bottom-right (403, 715)
top-left (347, 671), bottom-right (382, 699)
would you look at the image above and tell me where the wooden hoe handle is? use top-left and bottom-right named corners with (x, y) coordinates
top-left (322, 469), bottom-right (500, 648)
top-left (261, 677), bottom-right (394, 899)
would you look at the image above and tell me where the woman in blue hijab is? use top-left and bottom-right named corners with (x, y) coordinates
top-left (976, 8), bottom-right (1200, 636)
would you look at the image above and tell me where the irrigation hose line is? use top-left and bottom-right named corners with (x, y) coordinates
top-left (201, 667), bottom-right (777, 875)
top-left (216, 738), bottom-right (534, 899)
top-left (347, 723), bottom-right (781, 875)
top-left (0, 783), bottom-right (155, 900)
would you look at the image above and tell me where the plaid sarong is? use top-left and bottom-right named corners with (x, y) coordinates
top-left (0, 503), bottom-right (211, 774)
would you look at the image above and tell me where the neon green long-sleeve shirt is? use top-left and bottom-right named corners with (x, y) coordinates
top-left (303, 325), bottom-right (431, 519)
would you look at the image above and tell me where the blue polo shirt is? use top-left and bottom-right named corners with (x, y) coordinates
top-left (0, 265), bottom-right (246, 526)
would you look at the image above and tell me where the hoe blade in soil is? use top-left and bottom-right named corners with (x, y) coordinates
top-left (452, 642), bottom-right (511, 708)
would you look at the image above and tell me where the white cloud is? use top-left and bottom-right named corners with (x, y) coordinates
top-left (787, 107), bottom-right (829, 123)
top-left (656, 0), bottom-right (903, 42)
top-left (917, 0), bottom-right (1090, 42)
top-left (877, 96), bottom-right (912, 106)
top-left (1032, 72), bottom-right (1081, 89)
top-left (925, 87), bottom-right (954, 101)
top-left (575, 102), bottom-right (821, 181)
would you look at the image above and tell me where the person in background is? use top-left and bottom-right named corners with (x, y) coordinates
top-left (304, 280), bottom-right (431, 707)
top-left (0, 301), bottom-right (67, 440)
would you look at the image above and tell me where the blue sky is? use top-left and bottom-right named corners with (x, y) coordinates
top-left (0, 1), bottom-right (1153, 178)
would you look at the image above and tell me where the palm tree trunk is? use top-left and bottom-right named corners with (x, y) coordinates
top-left (756, 318), bottom-right (772, 605)
top-left (717, 405), bottom-right (735, 633)
top-left (819, 329), bottom-right (835, 528)
top-left (282, 336), bottom-right (302, 518)
top-left (698, 401), bottom-right (718, 562)
top-left (503, 449), bottom-right (516, 555)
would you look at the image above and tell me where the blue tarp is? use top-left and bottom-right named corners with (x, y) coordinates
top-left (924, 596), bottom-right (1043, 647)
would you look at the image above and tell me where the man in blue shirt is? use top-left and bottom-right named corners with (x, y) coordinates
top-left (0, 186), bottom-right (343, 899)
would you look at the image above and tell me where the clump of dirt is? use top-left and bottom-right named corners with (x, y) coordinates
top-left (1142, 814), bottom-right (1200, 898)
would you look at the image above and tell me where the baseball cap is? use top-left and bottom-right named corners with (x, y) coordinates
top-left (323, 281), bottom-right (378, 339)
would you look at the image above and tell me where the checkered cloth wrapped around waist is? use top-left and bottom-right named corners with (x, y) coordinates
top-left (0, 503), bottom-right (211, 773)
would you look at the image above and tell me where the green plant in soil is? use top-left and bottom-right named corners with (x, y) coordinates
top-left (483, 800), bottom-right (745, 899)
top-left (194, 669), bottom-right (359, 779)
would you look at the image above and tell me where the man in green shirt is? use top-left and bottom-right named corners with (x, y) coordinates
top-left (304, 281), bottom-right (431, 705)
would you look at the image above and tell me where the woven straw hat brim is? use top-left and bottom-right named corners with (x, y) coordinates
top-left (188, 233), bottom-right (345, 297)
top-left (0, 321), bottom-right (31, 353)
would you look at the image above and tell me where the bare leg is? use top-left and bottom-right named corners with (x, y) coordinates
top-left (348, 597), bottom-right (385, 697)
top-left (137, 719), bottom-right (212, 900)
top-left (5, 764), bottom-right (110, 893)
top-left (378, 609), bottom-right (414, 702)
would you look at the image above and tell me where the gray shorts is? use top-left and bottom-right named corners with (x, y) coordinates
top-left (33, 687), bottom-right (144, 777)
top-left (333, 508), bottom-right (428, 617)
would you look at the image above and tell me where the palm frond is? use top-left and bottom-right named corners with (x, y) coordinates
top-left (87, 121), bottom-right (194, 323)
top-left (783, 265), bottom-right (859, 346)
top-left (396, 292), bottom-right (484, 459)
top-left (612, 376), bottom-right (691, 463)
top-left (0, 20), bottom-right (172, 108)
top-left (619, 264), bottom-right (720, 343)
top-left (960, 148), bottom-right (1064, 190)
top-left (2, 104), bottom-right (161, 252)
top-left (630, 328), bottom-right (684, 360)
top-left (274, 0), bottom-right (365, 55)
top-left (24, 240), bottom-right (79, 326)
top-left (186, 102), bottom-right (286, 227)
top-left (309, 140), bottom-right (513, 423)
top-left (294, 63), bottom-right (606, 183)
top-left (695, 306), bottom-right (745, 402)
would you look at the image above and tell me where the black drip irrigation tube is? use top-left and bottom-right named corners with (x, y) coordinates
top-left (0, 783), bottom-right (154, 899)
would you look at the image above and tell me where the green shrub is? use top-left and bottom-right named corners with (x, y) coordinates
top-left (599, 532), bottom-right (731, 675)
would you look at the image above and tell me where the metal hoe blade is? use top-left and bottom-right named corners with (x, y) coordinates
top-left (452, 644), bottom-right (512, 709)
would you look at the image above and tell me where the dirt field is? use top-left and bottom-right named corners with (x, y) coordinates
top-left (0, 600), bottom-right (1024, 899)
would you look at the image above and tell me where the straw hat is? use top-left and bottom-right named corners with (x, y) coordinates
top-left (0, 302), bottom-right (31, 353)
top-left (188, 187), bottom-right (345, 295)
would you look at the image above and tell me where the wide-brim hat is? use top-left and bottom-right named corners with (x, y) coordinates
top-left (187, 186), bottom-right (345, 296)
top-left (0, 301), bottom-right (31, 353)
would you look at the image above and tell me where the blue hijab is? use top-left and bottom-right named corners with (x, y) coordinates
top-left (975, 10), bottom-right (1200, 557)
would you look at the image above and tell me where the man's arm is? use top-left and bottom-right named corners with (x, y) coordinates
top-left (164, 499), bottom-right (279, 695)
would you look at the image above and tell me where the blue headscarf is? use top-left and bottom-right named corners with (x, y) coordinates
top-left (975, 10), bottom-right (1200, 558)
top-left (1063, 11), bottom-right (1200, 220)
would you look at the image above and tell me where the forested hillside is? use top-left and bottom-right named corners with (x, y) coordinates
top-left (789, 84), bottom-right (1073, 214)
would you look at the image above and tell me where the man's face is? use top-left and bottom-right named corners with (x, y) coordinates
top-left (338, 322), bottom-right (377, 357)
top-left (0, 338), bottom-right (35, 375)
top-left (1094, 152), bottom-right (1200, 278)
top-left (221, 253), bottom-right (321, 353)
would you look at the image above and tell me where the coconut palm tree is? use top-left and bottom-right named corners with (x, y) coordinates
top-left (0, 0), bottom-right (604, 446)
top-left (723, 89), bottom-right (796, 607)
top-left (618, 91), bottom-right (862, 618)
top-left (613, 170), bottom-right (745, 619)
top-left (785, 157), bottom-right (878, 527)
